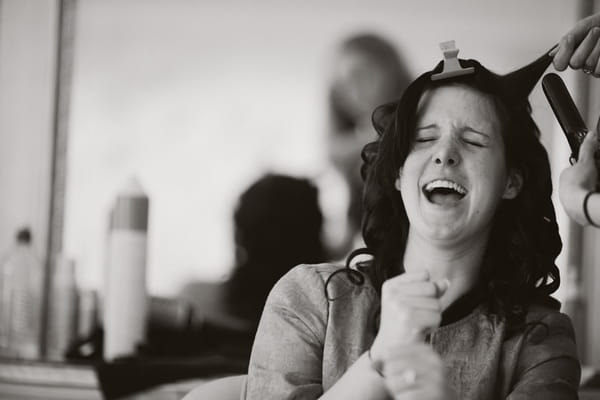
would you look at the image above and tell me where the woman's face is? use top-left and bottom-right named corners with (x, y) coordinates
top-left (333, 48), bottom-right (395, 120)
top-left (395, 85), bottom-right (521, 245)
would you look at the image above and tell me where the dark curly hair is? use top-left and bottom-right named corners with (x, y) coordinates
top-left (333, 55), bottom-right (562, 326)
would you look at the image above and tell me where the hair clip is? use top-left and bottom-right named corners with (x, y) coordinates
top-left (431, 40), bottom-right (475, 81)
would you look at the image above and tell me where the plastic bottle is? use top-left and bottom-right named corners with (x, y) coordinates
top-left (0, 227), bottom-right (43, 359)
top-left (103, 178), bottom-right (150, 361)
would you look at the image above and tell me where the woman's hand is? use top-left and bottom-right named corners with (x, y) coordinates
top-left (369, 270), bottom-right (449, 398)
top-left (371, 271), bottom-right (448, 355)
top-left (559, 122), bottom-right (599, 225)
top-left (383, 343), bottom-right (455, 400)
top-left (551, 12), bottom-right (600, 76)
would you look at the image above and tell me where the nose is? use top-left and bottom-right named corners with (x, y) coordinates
top-left (433, 139), bottom-right (460, 167)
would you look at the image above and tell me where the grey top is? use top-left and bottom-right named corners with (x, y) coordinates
top-left (245, 263), bottom-right (580, 399)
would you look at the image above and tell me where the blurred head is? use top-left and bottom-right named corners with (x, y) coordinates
top-left (228, 174), bottom-right (325, 322)
top-left (359, 54), bottom-right (562, 320)
top-left (328, 33), bottom-right (411, 232)
top-left (329, 33), bottom-right (411, 132)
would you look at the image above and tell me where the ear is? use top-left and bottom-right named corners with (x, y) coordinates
top-left (502, 169), bottom-right (523, 199)
top-left (394, 170), bottom-right (402, 191)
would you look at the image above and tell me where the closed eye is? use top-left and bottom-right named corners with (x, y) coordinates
top-left (462, 128), bottom-right (489, 147)
top-left (463, 139), bottom-right (485, 147)
top-left (415, 124), bottom-right (438, 144)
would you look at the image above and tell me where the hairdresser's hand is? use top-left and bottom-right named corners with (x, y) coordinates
top-left (383, 343), bottom-right (456, 400)
top-left (369, 270), bottom-right (448, 368)
top-left (560, 121), bottom-right (599, 225)
top-left (552, 12), bottom-right (600, 76)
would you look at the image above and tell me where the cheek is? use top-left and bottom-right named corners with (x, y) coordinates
top-left (398, 156), bottom-right (420, 189)
top-left (472, 154), bottom-right (509, 199)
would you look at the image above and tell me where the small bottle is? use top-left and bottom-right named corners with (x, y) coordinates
top-left (0, 227), bottom-right (43, 359)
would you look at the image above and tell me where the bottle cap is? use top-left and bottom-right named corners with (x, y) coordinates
top-left (16, 227), bottom-right (32, 244)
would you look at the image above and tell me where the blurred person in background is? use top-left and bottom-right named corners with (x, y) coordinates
top-left (324, 33), bottom-right (411, 258)
top-left (179, 173), bottom-right (326, 356)
top-left (224, 173), bottom-right (326, 327)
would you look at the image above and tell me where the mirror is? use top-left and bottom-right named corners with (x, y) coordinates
top-left (60, 0), bottom-right (576, 300)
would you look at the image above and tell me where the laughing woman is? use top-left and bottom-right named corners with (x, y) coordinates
top-left (244, 44), bottom-right (580, 400)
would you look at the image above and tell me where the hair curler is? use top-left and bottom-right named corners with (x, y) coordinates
top-left (542, 73), bottom-right (589, 164)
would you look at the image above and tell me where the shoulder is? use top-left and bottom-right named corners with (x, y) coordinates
top-left (267, 263), bottom-right (376, 307)
top-left (512, 305), bottom-right (579, 372)
top-left (523, 304), bottom-right (576, 342)
top-left (499, 304), bottom-right (578, 364)
top-left (503, 305), bottom-right (581, 396)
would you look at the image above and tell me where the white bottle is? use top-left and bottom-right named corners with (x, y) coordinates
top-left (103, 178), bottom-right (150, 361)
top-left (0, 228), bottom-right (43, 359)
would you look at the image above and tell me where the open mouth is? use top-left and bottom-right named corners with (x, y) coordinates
top-left (422, 179), bottom-right (467, 205)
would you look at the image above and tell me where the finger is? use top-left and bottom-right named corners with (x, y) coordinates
top-left (382, 271), bottom-right (429, 296)
top-left (385, 342), bottom-right (438, 360)
top-left (382, 272), bottom-right (430, 301)
top-left (380, 306), bottom-right (442, 338)
top-left (584, 35), bottom-right (600, 75)
top-left (434, 278), bottom-right (450, 298)
top-left (554, 33), bottom-right (579, 71)
top-left (395, 308), bottom-right (441, 334)
top-left (394, 270), bottom-right (429, 283)
top-left (391, 295), bottom-right (441, 311)
top-left (392, 385), bottom-right (446, 400)
top-left (555, 15), bottom-right (600, 71)
top-left (570, 27), bottom-right (600, 69)
top-left (578, 129), bottom-right (598, 163)
top-left (390, 281), bottom-right (440, 297)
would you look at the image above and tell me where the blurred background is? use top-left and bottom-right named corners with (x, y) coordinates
top-left (1, 0), bottom-right (599, 398)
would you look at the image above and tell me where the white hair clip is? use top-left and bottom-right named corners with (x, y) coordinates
top-left (431, 40), bottom-right (475, 81)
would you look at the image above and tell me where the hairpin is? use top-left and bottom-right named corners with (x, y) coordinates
top-left (431, 40), bottom-right (475, 81)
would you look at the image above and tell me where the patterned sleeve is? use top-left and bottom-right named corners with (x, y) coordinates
top-left (245, 265), bottom-right (329, 399)
top-left (508, 311), bottom-right (581, 400)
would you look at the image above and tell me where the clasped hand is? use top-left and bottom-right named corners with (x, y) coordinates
top-left (369, 270), bottom-right (455, 400)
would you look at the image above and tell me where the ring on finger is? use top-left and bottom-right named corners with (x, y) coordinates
top-left (399, 369), bottom-right (418, 386)
top-left (584, 66), bottom-right (593, 74)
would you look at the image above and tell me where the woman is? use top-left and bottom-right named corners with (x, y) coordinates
top-left (245, 46), bottom-right (580, 399)
top-left (325, 33), bottom-right (411, 258)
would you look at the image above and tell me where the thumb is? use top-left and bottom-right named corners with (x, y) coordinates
top-left (434, 278), bottom-right (451, 298)
top-left (578, 128), bottom-right (598, 163)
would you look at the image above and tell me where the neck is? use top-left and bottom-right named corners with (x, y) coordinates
top-left (402, 230), bottom-right (490, 310)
